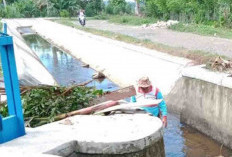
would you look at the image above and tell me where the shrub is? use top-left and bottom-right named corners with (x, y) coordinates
top-left (106, 4), bottom-right (114, 14)
top-left (15, 0), bottom-right (40, 17)
top-left (125, 3), bottom-right (133, 14)
top-left (60, 10), bottom-right (70, 17)
top-left (85, 2), bottom-right (95, 17)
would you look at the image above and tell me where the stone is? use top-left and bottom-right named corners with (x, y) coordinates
top-left (92, 72), bottom-right (105, 79)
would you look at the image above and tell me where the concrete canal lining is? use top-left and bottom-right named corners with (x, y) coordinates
top-left (3, 18), bottom-right (232, 153)
top-left (166, 66), bottom-right (232, 149)
top-left (0, 114), bottom-right (165, 157)
top-left (2, 19), bottom-right (57, 86)
top-left (9, 18), bottom-right (190, 95)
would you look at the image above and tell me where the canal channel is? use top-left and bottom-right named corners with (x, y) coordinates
top-left (23, 34), bottom-right (232, 157)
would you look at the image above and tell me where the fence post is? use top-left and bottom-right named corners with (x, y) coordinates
top-left (3, 23), bottom-right (7, 34)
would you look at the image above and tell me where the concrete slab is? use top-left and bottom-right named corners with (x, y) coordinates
top-left (0, 114), bottom-right (163, 156)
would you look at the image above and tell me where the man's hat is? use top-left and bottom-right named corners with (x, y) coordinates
top-left (137, 76), bottom-right (151, 88)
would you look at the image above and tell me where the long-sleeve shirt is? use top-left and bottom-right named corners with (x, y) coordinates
top-left (132, 86), bottom-right (167, 117)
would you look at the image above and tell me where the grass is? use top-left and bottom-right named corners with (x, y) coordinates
top-left (87, 14), bottom-right (157, 26)
top-left (169, 23), bottom-right (232, 39)
top-left (53, 19), bottom-right (229, 68)
top-left (107, 15), bottom-right (157, 26)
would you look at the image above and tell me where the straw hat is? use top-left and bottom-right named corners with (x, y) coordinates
top-left (137, 76), bottom-right (151, 88)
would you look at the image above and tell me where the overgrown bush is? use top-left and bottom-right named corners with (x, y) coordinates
top-left (105, 0), bottom-right (127, 15)
top-left (125, 3), bottom-right (133, 15)
top-left (15, 0), bottom-right (40, 17)
top-left (0, 0), bottom-right (104, 18)
top-left (60, 9), bottom-right (70, 17)
top-left (144, 0), bottom-right (232, 28)
top-left (85, 0), bottom-right (103, 17)
top-left (4, 4), bottom-right (22, 18)
top-left (106, 4), bottom-right (114, 14)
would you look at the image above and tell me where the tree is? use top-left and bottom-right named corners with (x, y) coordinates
top-left (3, 0), bottom-right (6, 9)
top-left (108, 0), bottom-right (126, 14)
top-left (134, 0), bottom-right (140, 16)
top-left (85, 0), bottom-right (103, 16)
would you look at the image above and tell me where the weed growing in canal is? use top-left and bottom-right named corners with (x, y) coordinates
top-left (0, 86), bottom-right (103, 127)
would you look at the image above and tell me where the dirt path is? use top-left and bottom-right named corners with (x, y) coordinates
top-left (77, 20), bottom-right (232, 58)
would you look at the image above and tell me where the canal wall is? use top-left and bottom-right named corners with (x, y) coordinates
top-left (30, 18), bottom-right (190, 95)
top-left (3, 19), bottom-right (57, 86)
top-left (166, 66), bottom-right (232, 149)
top-left (0, 115), bottom-right (165, 157)
top-left (4, 18), bottom-right (232, 151)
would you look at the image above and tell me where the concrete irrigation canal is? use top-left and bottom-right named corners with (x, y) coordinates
top-left (0, 18), bottom-right (232, 157)
top-left (23, 34), bottom-right (118, 91)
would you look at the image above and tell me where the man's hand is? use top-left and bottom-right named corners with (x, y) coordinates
top-left (162, 116), bottom-right (167, 128)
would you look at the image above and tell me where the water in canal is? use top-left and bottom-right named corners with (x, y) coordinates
top-left (23, 34), bottom-right (232, 157)
top-left (23, 35), bottom-right (118, 92)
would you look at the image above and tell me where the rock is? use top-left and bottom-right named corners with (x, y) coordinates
top-left (92, 72), bottom-right (105, 79)
top-left (81, 63), bottom-right (89, 68)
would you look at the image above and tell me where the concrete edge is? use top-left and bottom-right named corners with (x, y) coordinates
top-left (76, 125), bottom-right (163, 154)
top-left (3, 19), bottom-right (58, 86)
top-left (30, 28), bottom-right (127, 88)
top-left (182, 65), bottom-right (232, 89)
top-left (44, 115), bottom-right (163, 155)
top-left (44, 19), bottom-right (191, 66)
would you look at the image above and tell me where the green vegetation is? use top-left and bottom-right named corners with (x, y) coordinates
top-left (144, 0), bottom-right (232, 28)
top-left (169, 23), bottom-right (232, 39)
top-left (0, 86), bottom-right (103, 127)
top-left (55, 19), bottom-right (228, 66)
top-left (0, 22), bottom-right (2, 31)
top-left (0, 0), bottom-right (105, 18)
top-left (105, 0), bottom-right (133, 15)
top-left (1, 0), bottom-right (232, 33)
top-left (89, 14), bottom-right (157, 26)
top-left (108, 15), bottom-right (157, 25)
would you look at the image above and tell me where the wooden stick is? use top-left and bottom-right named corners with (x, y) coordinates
top-left (61, 79), bottom-right (93, 96)
top-left (25, 100), bottom-right (119, 124)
